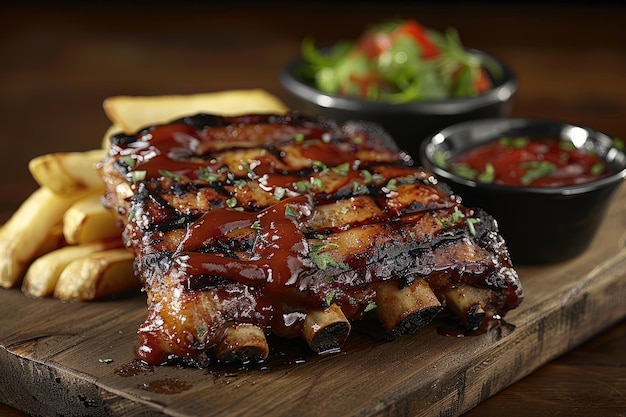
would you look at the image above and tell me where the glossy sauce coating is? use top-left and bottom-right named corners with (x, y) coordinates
top-left (102, 113), bottom-right (523, 364)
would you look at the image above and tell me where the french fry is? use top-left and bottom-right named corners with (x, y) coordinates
top-left (63, 193), bottom-right (121, 245)
top-left (0, 187), bottom-right (82, 288)
top-left (28, 149), bottom-right (106, 197)
top-left (22, 239), bottom-right (124, 298)
top-left (103, 89), bottom-right (288, 134)
top-left (34, 223), bottom-right (67, 258)
top-left (53, 248), bottom-right (138, 301)
top-left (2, 90), bottom-right (290, 300)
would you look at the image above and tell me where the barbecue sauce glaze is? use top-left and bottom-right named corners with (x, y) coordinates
top-left (103, 112), bottom-right (523, 365)
top-left (450, 137), bottom-right (609, 187)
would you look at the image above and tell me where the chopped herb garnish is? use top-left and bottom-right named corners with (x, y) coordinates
top-left (325, 291), bottom-right (336, 306)
top-left (558, 140), bottom-right (576, 151)
top-left (241, 162), bottom-right (258, 179)
top-left (312, 160), bottom-right (329, 173)
top-left (311, 252), bottom-right (338, 270)
top-left (385, 178), bottom-right (398, 191)
top-left (466, 217), bottom-right (480, 236)
top-left (285, 205), bottom-right (299, 218)
top-left (519, 161), bottom-right (556, 185)
top-left (451, 163), bottom-right (478, 180)
top-left (273, 186), bottom-right (286, 200)
top-left (120, 155), bottom-right (135, 168)
top-left (233, 179), bottom-right (247, 188)
top-left (590, 162), bottom-right (605, 176)
top-left (352, 181), bottom-right (364, 193)
top-left (158, 169), bottom-right (180, 180)
top-left (130, 170), bottom-right (146, 183)
top-left (433, 149), bottom-right (448, 168)
top-left (325, 275), bottom-right (334, 283)
top-left (251, 220), bottom-right (263, 230)
top-left (226, 197), bottom-right (238, 208)
top-left (311, 242), bottom-right (339, 252)
top-left (451, 206), bottom-right (464, 223)
top-left (436, 207), bottom-right (464, 229)
top-left (332, 162), bottom-right (350, 176)
top-left (436, 217), bottom-right (452, 229)
top-left (361, 169), bottom-right (383, 183)
top-left (499, 136), bottom-right (530, 148)
top-left (294, 180), bottom-right (311, 192)
top-left (294, 133), bottom-right (305, 143)
top-left (98, 358), bottom-right (114, 364)
top-left (364, 302), bottom-right (378, 312)
top-left (312, 177), bottom-right (324, 190)
top-left (352, 136), bottom-right (363, 144)
top-left (309, 242), bottom-right (345, 271)
top-left (477, 163), bottom-right (495, 183)
top-left (198, 167), bottom-right (219, 183)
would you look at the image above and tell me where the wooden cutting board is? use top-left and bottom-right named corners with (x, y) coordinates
top-left (1, 185), bottom-right (625, 417)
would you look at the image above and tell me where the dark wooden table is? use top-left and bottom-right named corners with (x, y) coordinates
top-left (1, 3), bottom-right (625, 416)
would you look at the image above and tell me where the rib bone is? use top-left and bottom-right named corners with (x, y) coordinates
top-left (301, 303), bottom-right (351, 354)
top-left (215, 323), bottom-right (269, 363)
top-left (374, 278), bottom-right (443, 338)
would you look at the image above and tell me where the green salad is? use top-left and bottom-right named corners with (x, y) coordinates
top-left (300, 19), bottom-right (502, 104)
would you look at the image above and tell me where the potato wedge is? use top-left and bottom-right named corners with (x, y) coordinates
top-left (22, 239), bottom-right (124, 298)
top-left (103, 89), bottom-right (288, 134)
top-left (34, 223), bottom-right (67, 258)
top-left (0, 187), bottom-right (82, 288)
top-left (28, 149), bottom-right (106, 197)
top-left (53, 248), bottom-right (138, 301)
top-left (63, 193), bottom-right (121, 244)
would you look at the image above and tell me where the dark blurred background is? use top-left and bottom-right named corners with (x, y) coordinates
top-left (1, 1), bottom-right (625, 210)
top-left (1, 3), bottom-right (626, 417)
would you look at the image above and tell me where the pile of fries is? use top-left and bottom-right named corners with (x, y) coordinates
top-left (0, 149), bottom-right (134, 300)
top-left (0, 89), bottom-right (287, 301)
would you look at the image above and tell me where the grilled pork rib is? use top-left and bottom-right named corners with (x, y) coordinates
top-left (98, 112), bottom-right (523, 365)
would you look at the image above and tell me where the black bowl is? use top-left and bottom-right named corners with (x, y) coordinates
top-left (280, 49), bottom-right (518, 160)
top-left (419, 117), bottom-right (626, 265)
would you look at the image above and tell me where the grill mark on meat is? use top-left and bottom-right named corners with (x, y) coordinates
top-left (99, 112), bottom-right (523, 365)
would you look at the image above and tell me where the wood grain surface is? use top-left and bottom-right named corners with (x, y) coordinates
top-left (0, 185), bottom-right (624, 417)
top-left (1, 3), bottom-right (626, 416)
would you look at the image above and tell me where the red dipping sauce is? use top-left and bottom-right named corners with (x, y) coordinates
top-left (449, 137), bottom-right (609, 187)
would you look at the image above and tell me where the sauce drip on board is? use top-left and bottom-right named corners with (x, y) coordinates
top-left (449, 137), bottom-right (609, 187)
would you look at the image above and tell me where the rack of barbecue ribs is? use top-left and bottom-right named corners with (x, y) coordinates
top-left (98, 112), bottom-right (523, 365)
